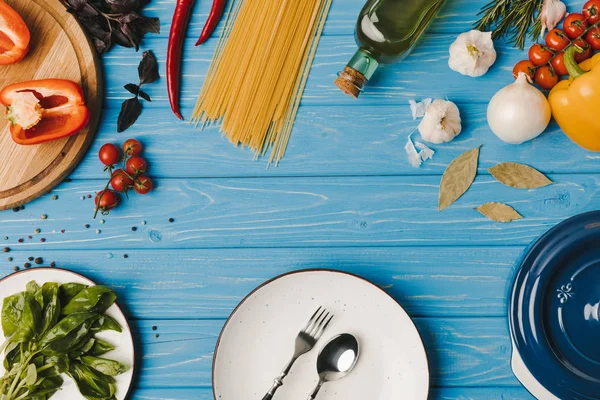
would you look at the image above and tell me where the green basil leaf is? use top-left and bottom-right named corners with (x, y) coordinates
top-left (39, 355), bottom-right (70, 378)
top-left (24, 375), bottom-right (64, 399)
top-left (69, 336), bottom-right (95, 358)
top-left (39, 313), bottom-right (97, 350)
top-left (68, 362), bottom-right (116, 399)
top-left (2, 292), bottom-right (42, 343)
top-left (4, 341), bottom-right (21, 370)
top-left (24, 363), bottom-right (37, 386)
top-left (91, 315), bottom-right (122, 333)
top-left (26, 281), bottom-right (41, 295)
top-left (89, 339), bottom-right (115, 356)
top-left (79, 356), bottom-right (127, 376)
top-left (40, 283), bottom-right (60, 335)
top-left (59, 283), bottom-right (88, 305)
top-left (62, 286), bottom-right (117, 315)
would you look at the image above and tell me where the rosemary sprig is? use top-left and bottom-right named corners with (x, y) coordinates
top-left (475, 0), bottom-right (544, 49)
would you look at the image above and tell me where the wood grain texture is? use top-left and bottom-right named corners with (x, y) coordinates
top-left (0, 175), bottom-right (588, 249)
top-left (69, 105), bottom-right (594, 179)
top-left (0, 248), bottom-right (522, 318)
top-left (0, 0), bottom-right (101, 210)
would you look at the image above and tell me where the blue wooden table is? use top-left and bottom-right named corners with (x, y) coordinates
top-left (2, 0), bottom-right (596, 398)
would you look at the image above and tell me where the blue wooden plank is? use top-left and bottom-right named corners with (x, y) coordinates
top-left (133, 387), bottom-right (535, 400)
top-left (102, 35), bottom-right (527, 109)
top-left (72, 105), bottom-right (596, 180)
top-left (0, 247), bottom-right (522, 318)
top-left (0, 174), bottom-right (590, 249)
top-left (131, 318), bottom-right (522, 388)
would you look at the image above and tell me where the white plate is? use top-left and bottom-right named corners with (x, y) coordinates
top-left (213, 269), bottom-right (430, 400)
top-left (0, 268), bottom-right (135, 400)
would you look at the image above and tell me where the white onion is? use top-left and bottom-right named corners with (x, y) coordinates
top-left (487, 73), bottom-right (551, 144)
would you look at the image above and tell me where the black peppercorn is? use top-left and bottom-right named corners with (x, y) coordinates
top-left (34, 257), bottom-right (43, 265)
top-left (24, 262), bottom-right (31, 268)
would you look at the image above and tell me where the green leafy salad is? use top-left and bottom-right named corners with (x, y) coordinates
top-left (0, 281), bottom-right (128, 400)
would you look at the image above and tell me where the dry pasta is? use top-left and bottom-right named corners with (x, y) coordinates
top-left (191, 0), bottom-right (332, 166)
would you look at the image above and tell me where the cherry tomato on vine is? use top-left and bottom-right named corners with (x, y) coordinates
top-left (122, 139), bottom-right (143, 156)
top-left (546, 29), bottom-right (570, 51)
top-left (134, 176), bottom-right (153, 195)
top-left (583, 0), bottom-right (600, 24)
top-left (535, 65), bottom-right (559, 90)
top-left (95, 190), bottom-right (121, 213)
top-left (125, 156), bottom-right (147, 175)
top-left (513, 60), bottom-right (536, 82)
top-left (551, 52), bottom-right (569, 75)
top-left (585, 27), bottom-right (600, 50)
top-left (99, 143), bottom-right (120, 166)
top-left (564, 13), bottom-right (589, 39)
top-left (528, 44), bottom-right (553, 66)
top-left (110, 169), bottom-right (134, 192)
top-left (573, 39), bottom-right (593, 62)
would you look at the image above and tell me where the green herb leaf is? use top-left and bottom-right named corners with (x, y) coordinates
top-left (489, 162), bottom-right (553, 189)
top-left (91, 315), bottom-right (122, 333)
top-left (62, 286), bottom-right (117, 315)
top-left (40, 312), bottom-right (97, 350)
top-left (89, 339), bottom-right (115, 357)
top-left (477, 202), bottom-right (523, 223)
top-left (24, 363), bottom-right (37, 386)
top-left (40, 283), bottom-right (60, 336)
top-left (80, 356), bottom-right (127, 376)
top-left (2, 291), bottom-right (42, 343)
top-left (68, 362), bottom-right (117, 399)
top-left (59, 283), bottom-right (88, 305)
top-left (438, 146), bottom-right (481, 211)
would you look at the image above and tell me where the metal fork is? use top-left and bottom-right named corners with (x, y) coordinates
top-left (261, 307), bottom-right (334, 400)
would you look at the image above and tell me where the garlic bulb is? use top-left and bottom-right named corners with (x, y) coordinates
top-left (487, 73), bottom-right (551, 145)
top-left (541, 0), bottom-right (567, 37)
top-left (449, 30), bottom-right (497, 77)
top-left (418, 99), bottom-right (462, 144)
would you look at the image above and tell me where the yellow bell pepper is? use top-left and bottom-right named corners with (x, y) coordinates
top-left (549, 46), bottom-right (600, 151)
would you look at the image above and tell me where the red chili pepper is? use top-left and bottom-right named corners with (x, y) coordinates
top-left (167, 0), bottom-right (195, 120)
top-left (0, 79), bottom-right (89, 145)
top-left (195, 0), bottom-right (227, 46)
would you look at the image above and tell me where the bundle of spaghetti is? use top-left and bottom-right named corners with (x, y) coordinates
top-left (191, 0), bottom-right (332, 166)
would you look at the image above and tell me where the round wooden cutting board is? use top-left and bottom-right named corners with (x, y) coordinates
top-left (0, 0), bottom-right (101, 210)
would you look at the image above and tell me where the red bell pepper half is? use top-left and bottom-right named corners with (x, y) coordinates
top-left (0, 79), bottom-right (90, 145)
top-left (0, 0), bottom-right (30, 65)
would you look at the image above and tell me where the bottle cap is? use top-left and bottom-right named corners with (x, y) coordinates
top-left (334, 67), bottom-right (367, 98)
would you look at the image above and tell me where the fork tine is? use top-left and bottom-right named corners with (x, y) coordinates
top-left (309, 310), bottom-right (330, 337)
top-left (315, 314), bottom-right (334, 340)
top-left (307, 308), bottom-right (327, 334)
top-left (303, 306), bottom-right (322, 331)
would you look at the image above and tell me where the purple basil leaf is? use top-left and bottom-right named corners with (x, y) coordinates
top-left (124, 83), bottom-right (140, 95)
top-left (117, 97), bottom-right (142, 132)
top-left (138, 89), bottom-right (151, 102)
top-left (138, 50), bottom-right (159, 85)
top-left (103, 0), bottom-right (139, 14)
top-left (130, 15), bottom-right (160, 35)
top-left (111, 24), bottom-right (134, 48)
top-left (92, 37), bottom-right (110, 53)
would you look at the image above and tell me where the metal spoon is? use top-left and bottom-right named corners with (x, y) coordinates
top-left (307, 333), bottom-right (359, 399)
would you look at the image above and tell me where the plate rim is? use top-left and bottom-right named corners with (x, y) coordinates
top-left (0, 267), bottom-right (136, 400)
top-left (211, 268), bottom-right (431, 399)
top-left (509, 211), bottom-right (600, 399)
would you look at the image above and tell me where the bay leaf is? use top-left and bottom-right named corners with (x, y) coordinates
top-left (489, 162), bottom-right (552, 189)
top-left (477, 202), bottom-right (523, 223)
top-left (439, 146), bottom-right (481, 211)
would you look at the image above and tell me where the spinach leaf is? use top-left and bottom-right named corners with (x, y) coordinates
top-left (24, 375), bottom-right (64, 399)
top-left (62, 287), bottom-right (117, 315)
top-left (42, 315), bottom-right (98, 355)
top-left (3, 342), bottom-right (20, 370)
top-left (91, 315), bottom-right (122, 333)
top-left (26, 281), bottom-right (41, 295)
top-left (39, 312), bottom-right (97, 349)
top-left (40, 283), bottom-right (60, 335)
top-left (89, 339), bottom-right (115, 356)
top-left (39, 355), bottom-right (70, 378)
top-left (59, 283), bottom-right (88, 305)
top-left (68, 362), bottom-right (116, 399)
top-left (80, 356), bottom-right (127, 376)
top-left (69, 336), bottom-right (95, 358)
top-left (2, 292), bottom-right (42, 343)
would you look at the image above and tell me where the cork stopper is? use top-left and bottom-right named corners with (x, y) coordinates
top-left (334, 66), bottom-right (367, 98)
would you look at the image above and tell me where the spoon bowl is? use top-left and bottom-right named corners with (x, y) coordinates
top-left (308, 333), bottom-right (359, 399)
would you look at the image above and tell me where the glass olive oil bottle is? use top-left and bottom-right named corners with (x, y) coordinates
top-left (335, 0), bottom-right (447, 98)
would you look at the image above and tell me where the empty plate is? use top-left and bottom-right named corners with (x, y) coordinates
top-left (510, 211), bottom-right (600, 400)
top-left (213, 269), bottom-right (429, 400)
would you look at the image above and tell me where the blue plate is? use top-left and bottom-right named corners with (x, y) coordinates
top-left (510, 211), bottom-right (600, 400)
